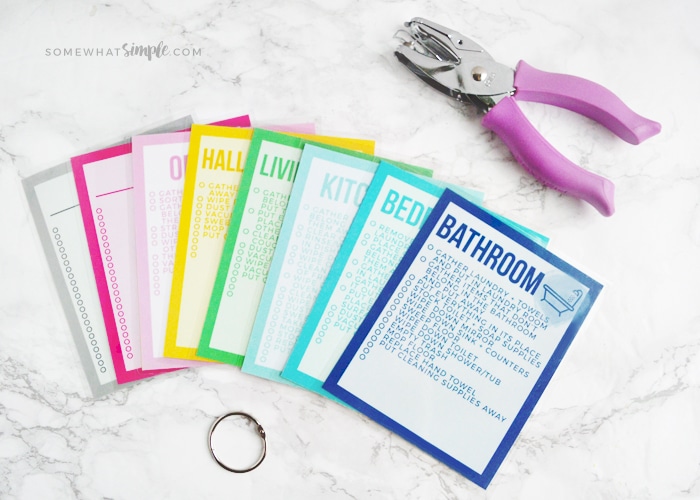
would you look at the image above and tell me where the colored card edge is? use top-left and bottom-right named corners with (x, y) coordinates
top-left (297, 141), bottom-right (433, 179)
top-left (210, 115), bottom-right (252, 128)
top-left (294, 133), bottom-right (375, 156)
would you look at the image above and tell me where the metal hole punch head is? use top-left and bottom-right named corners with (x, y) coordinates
top-left (394, 17), bottom-right (515, 112)
top-left (208, 411), bottom-right (267, 473)
top-left (394, 17), bottom-right (661, 216)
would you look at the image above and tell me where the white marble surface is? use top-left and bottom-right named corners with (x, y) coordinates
top-left (1, 0), bottom-right (698, 498)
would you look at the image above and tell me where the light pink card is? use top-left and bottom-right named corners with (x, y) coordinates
top-left (131, 115), bottom-right (251, 370)
top-left (132, 132), bottom-right (199, 370)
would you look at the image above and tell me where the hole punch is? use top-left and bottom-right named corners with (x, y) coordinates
top-left (208, 411), bottom-right (267, 473)
top-left (394, 17), bottom-right (661, 216)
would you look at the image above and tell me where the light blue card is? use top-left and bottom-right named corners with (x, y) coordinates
top-left (324, 189), bottom-right (602, 488)
top-left (241, 144), bottom-right (381, 383)
top-left (282, 162), bottom-right (545, 400)
top-left (281, 162), bottom-right (450, 398)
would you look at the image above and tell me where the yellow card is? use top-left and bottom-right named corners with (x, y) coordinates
top-left (164, 125), bottom-right (253, 360)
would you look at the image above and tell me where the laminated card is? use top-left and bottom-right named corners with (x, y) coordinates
top-left (132, 116), bottom-right (251, 370)
top-left (24, 163), bottom-right (118, 397)
top-left (242, 146), bottom-right (432, 384)
top-left (282, 162), bottom-right (486, 398)
top-left (163, 124), bottom-right (254, 361)
top-left (71, 117), bottom-right (192, 384)
top-left (324, 189), bottom-right (602, 488)
top-left (198, 129), bottom-right (376, 365)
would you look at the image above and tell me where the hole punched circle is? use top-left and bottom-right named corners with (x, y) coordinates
top-left (208, 412), bottom-right (267, 473)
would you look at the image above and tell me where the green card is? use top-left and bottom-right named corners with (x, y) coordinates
top-left (197, 129), bottom-right (377, 365)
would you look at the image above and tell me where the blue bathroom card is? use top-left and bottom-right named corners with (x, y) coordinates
top-left (241, 144), bottom-right (381, 384)
top-left (281, 162), bottom-right (475, 398)
top-left (324, 189), bottom-right (602, 489)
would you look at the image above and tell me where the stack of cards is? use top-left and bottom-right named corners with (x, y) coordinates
top-left (23, 114), bottom-right (602, 488)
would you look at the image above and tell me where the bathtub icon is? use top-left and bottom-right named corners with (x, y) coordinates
top-left (542, 285), bottom-right (583, 316)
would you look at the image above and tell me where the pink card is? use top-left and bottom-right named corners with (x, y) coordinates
top-left (72, 144), bottom-right (166, 383)
top-left (131, 115), bottom-right (251, 370)
top-left (210, 117), bottom-right (255, 128)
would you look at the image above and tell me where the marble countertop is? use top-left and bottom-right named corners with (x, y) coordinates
top-left (2, 0), bottom-right (698, 498)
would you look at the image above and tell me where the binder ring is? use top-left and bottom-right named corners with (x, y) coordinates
top-left (208, 411), bottom-right (267, 473)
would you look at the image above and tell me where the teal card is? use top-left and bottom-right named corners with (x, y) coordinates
top-left (282, 162), bottom-right (549, 401)
top-left (241, 144), bottom-right (381, 382)
top-left (281, 162), bottom-right (448, 398)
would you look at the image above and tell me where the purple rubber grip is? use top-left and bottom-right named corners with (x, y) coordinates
top-left (482, 96), bottom-right (615, 216)
top-left (514, 60), bottom-right (661, 145)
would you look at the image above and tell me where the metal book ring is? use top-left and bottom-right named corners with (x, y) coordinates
top-left (208, 411), bottom-right (267, 473)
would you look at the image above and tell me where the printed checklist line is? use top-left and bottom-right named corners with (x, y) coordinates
top-left (49, 204), bottom-right (79, 217)
top-left (96, 186), bottom-right (134, 198)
